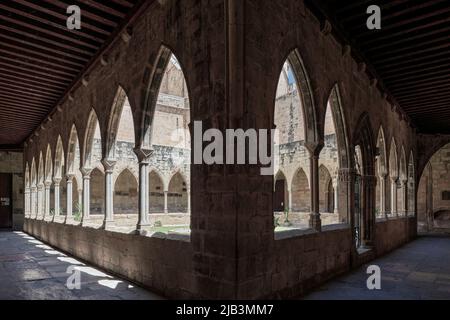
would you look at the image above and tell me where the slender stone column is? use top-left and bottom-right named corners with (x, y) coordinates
top-left (37, 183), bottom-right (44, 219)
top-left (24, 187), bottom-right (30, 218)
top-left (53, 178), bottom-right (61, 220)
top-left (164, 190), bottom-right (169, 214)
top-left (287, 188), bottom-right (292, 213)
top-left (309, 154), bottom-right (321, 231)
top-left (401, 179), bottom-right (408, 217)
top-left (65, 174), bottom-right (74, 223)
top-left (134, 148), bottom-right (153, 234)
top-left (44, 181), bottom-right (51, 220)
top-left (187, 189), bottom-right (191, 214)
top-left (391, 177), bottom-right (398, 217)
top-left (81, 168), bottom-right (92, 226)
top-left (30, 186), bottom-right (37, 219)
top-left (102, 159), bottom-right (116, 229)
top-left (333, 178), bottom-right (338, 214)
top-left (379, 174), bottom-right (387, 218)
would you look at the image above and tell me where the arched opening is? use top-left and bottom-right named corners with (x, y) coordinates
top-left (375, 127), bottom-right (387, 219)
top-left (113, 168), bottom-right (138, 232)
top-left (143, 51), bottom-right (191, 234)
top-left (319, 165), bottom-right (337, 222)
top-left (274, 170), bottom-right (288, 213)
top-left (354, 145), bottom-right (364, 248)
top-left (90, 168), bottom-right (105, 217)
top-left (389, 139), bottom-right (399, 218)
top-left (352, 113), bottom-right (376, 250)
top-left (319, 88), bottom-right (349, 226)
top-left (24, 163), bottom-right (30, 218)
top-left (30, 158), bottom-right (37, 218)
top-left (83, 110), bottom-right (103, 227)
top-left (399, 146), bottom-right (407, 217)
top-left (66, 125), bottom-right (82, 222)
top-left (44, 145), bottom-right (53, 220)
top-left (417, 143), bottom-right (450, 232)
top-left (149, 170), bottom-right (164, 213)
top-left (273, 51), bottom-right (314, 233)
top-left (107, 91), bottom-right (139, 232)
top-left (168, 172), bottom-right (188, 213)
top-left (37, 152), bottom-right (44, 219)
top-left (55, 136), bottom-right (65, 218)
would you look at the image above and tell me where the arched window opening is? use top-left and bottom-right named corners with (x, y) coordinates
top-left (417, 143), bottom-right (450, 232)
top-left (30, 158), bottom-right (37, 218)
top-left (149, 171), bottom-right (165, 213)
top-left (145, 52), bottom-right (191, 236)
top-left (113, 169), bottom-right (138, 233)
top-left (44, 145), bottom-right (53, 220)
top-left (354, 145), bottom-right (364, 249)
top-left (375, 127), bottom-right (387, 219)
top-left (319, 97), bottom-right (347, 226)
top-left (90, 168), bottom-right (105, 220)
top-left (168, 172), bottom-right (188, 214)
top-left (388, 139), bottom-right (399, 218)
top-left (37, 152), bottom-right (44, 219)
top-left (399, 147), bottom-right (408, 217)
top-left (66, 126), bottom-right (82, 223)
top-left (273, 55), bottom-right (311, 233)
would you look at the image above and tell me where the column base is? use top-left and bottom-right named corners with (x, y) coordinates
top-left (103, 220), bottom-right (115, 230)
top-left (65, 216), bottom-right (75, 225)
top-left (309, 213), bottom-right (322, 232)
top-left (135, 222), bottom-right (151, 235)
top-left (81, 218), bottom-right (91, 227)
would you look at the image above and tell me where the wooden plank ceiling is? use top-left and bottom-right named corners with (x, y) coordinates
top-left (307, 0), bottom-right (450, 134)
top-left (0, 0), bottom-right (145, 149)
top-left (1, 1), bottom-right (449, 149)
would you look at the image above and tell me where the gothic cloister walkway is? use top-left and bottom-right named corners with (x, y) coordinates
top-left (304, 235), bottom-right (450, 300)
top-left (0, 231), bottom-right (162, 300)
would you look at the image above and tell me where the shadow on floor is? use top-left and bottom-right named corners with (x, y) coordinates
top-left (0, 231), bottom-right (163, 300)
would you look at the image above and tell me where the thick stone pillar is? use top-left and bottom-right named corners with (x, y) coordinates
top-left (309, 153), bottom-right (321, 231)
top-left (53, 178), bottom-right (61, 219)
top-left (81, 168), bottom-right (92, 226)
top-left (65, 174), bottom-right (74, 223)
top-left (102, 159), bottom-right (116, 229)
top-left (333, 178), bottom-right (338, 214)
top-left (44, 181), bottom-right (51, 220)
top-left (164, 190), bottom-right (169, 214)
top-left (134, 148), bottom-right (153, 234)
top-left (391, 177), bottom-right (398, 217)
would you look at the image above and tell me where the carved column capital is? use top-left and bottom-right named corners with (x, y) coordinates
top-left (101, 158), bottom-right (116, 173)
top-left (133, 147), bottom-right (154, 164)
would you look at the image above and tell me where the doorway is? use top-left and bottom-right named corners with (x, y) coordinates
top-left (0, 173), bottom-right (13, 229)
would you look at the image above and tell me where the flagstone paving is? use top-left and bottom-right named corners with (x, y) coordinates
top-left (304, 235), bottom-right (450, 300)
top-left (0, 231), bottom-right (163, 300)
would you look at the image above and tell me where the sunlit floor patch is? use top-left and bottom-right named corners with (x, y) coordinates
top-left (0, 231), bottom-right (163, 300)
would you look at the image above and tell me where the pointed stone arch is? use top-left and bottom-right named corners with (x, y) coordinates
top-left (168, 171), bottom-right (188, 213)
top-left (45, 144), bottom-right (53, 183)
top-left (67, 124), bottom-right (80, 174)
top-left (389, 138), bottom-right (399, 180)
top-left (326, 84), bottom-right (350, 169)
top-left (105, 86), bottom-right (129, 160)
top-left (291, 167), bottom-right (311, 212)
top-left (83, 109), bottom-right (102, 169)
top-left (54, 135), bottom-right (65, 180)
top-left (283, 49), bottom-right (318, 147)
top-left (140, 45), bottom-right (192, 149)
top-left (375, 126), bottom-right (388, 218)
top-left (149, 168), bottom-right (165, 213)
